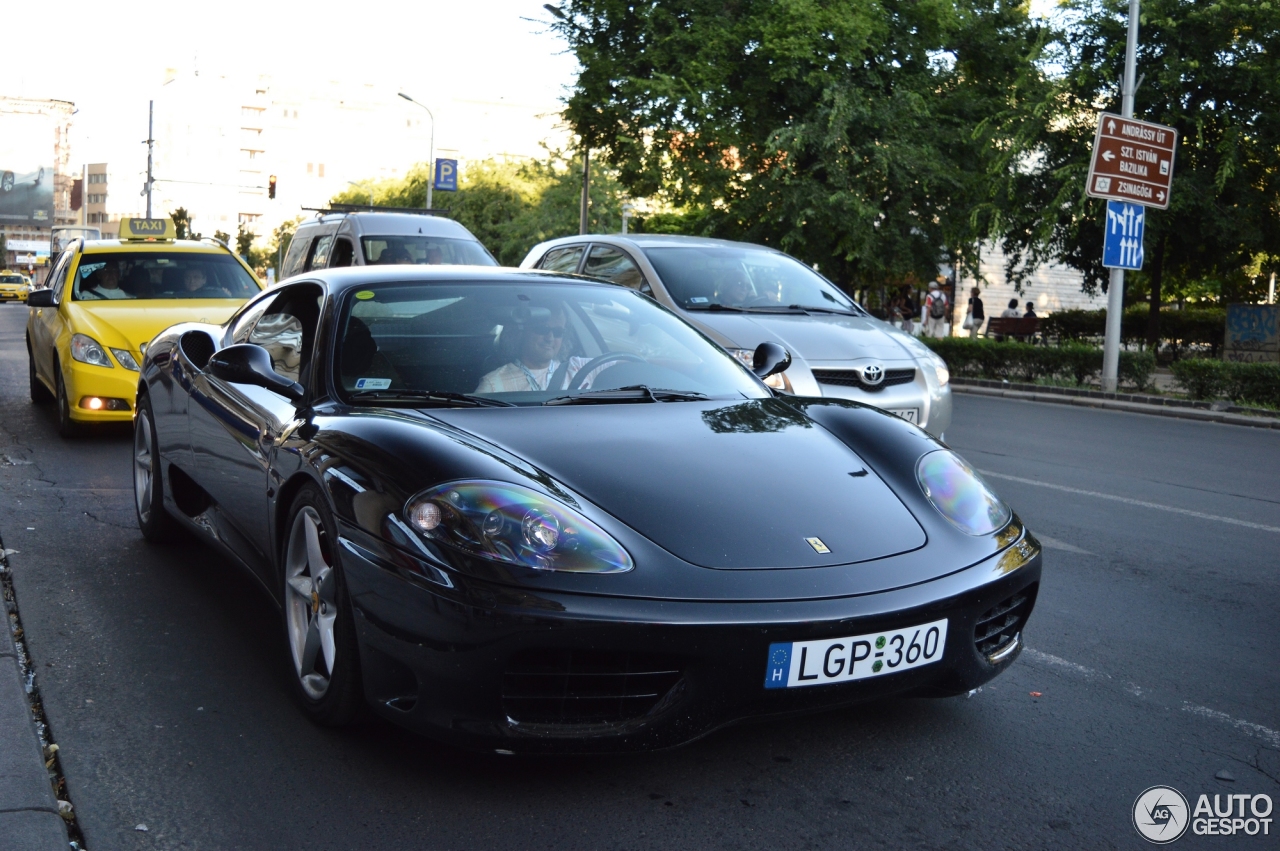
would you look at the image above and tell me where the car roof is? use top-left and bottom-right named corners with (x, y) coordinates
top-left (291, 265), bottom-right (621, 296)
top-left (78, 239), bottom-right (232, 256)
top-left (547, 232), bottom-right (788, 252)
top-left (298, 212), bottom-right (480, 240)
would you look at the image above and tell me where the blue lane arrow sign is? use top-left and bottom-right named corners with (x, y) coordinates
top-left (1103, 200), bottom-right (1145, 270)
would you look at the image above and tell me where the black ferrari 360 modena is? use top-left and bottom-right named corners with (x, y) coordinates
top-left (133, 266), bottom-right (1041, 753)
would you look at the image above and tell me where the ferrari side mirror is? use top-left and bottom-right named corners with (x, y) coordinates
top-left (208, 343), bottom-right (305, 402)
top-left (752, 341), bottom-right (791, 379)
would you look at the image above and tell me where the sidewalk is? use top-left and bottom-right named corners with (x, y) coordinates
top-left (952, 380), bottom-right (1280, 430)
top-left (1, 545), bottom-right (70, 850)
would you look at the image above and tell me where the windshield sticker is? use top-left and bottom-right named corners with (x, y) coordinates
top-left (355, 290), bottom-right (376, 300)
top-left (689, 296), bottom-right (709, 304)
top-left (354, 377), bottom-right (392, 390)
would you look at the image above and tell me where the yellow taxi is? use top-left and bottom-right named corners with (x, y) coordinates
top-left (26, 217), bottom-right (263, 436)
top-left (0, 270), bottom-right (30, 303)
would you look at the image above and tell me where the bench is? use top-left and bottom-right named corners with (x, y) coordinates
top-left (982, 316), bottom-right (1040, 341)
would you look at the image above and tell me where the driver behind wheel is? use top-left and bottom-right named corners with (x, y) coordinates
top-left (476, 303), bottom-right (602, 393)
top-left (715, 270), bottom-right (754, 307)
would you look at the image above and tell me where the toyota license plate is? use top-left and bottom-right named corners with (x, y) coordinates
top-left (888, 408), bottom-right (919, 423)
top-left (763, 619), bottom-right (948, 689)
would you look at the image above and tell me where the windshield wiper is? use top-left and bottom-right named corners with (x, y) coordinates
top-left (683, 303), bottom-right (749, 312)
top-left (781, 304), bottom-right (860, 316)
top-left (544, 385), bottom-right (710, 406)
top-left (348, 389), bottom-right (514, 408)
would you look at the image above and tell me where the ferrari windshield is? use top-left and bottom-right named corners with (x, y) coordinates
top-left (336, 281), bottom-right (768, 405)
top-left (644, 246), bottom-right (859, 313)
top-left (72, 252), bottom-right (260, 301)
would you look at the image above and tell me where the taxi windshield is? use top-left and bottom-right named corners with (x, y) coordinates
top-left (361, 236), bottom-right (496, 267)
top-left (336, 281), bottom-right (766, 406)
top-left (72, 253), bottom-right (260, 301)
top-left (0, 275), bottom-right (24, 284)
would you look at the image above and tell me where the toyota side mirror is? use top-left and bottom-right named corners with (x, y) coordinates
top-left (752, 341), bottom-right (792, 379)
top-left (26, 289), bottom-right (56, 308)
top-left (207, 343), bottom-right (305, 402)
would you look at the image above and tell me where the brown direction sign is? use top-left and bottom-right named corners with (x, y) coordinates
top-left (1086, 113), bottom-right (1178, 209)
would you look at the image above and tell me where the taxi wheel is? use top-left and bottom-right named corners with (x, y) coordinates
top-left (134, 392), bottom-right (177, 542)
top-left (27, 343), bottom-right (52, 404)
top-left (54, 361), bottom-right (84, 438)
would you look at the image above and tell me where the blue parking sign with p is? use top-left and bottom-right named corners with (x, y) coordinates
top-left (1103, 200), bottom-right (1144, 271)
top-left (434, 159), bottom-right (458, 192)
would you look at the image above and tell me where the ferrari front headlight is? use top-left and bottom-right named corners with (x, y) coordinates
top-left (70, 334), bottom-right (113, 368)
top-left (916, 450), bottom-right (1010, 535)
top-left (404, 481), bottom-right (633, 573)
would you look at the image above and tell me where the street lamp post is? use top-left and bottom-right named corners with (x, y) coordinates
top-left (398, 92), bottom-right (436, 212)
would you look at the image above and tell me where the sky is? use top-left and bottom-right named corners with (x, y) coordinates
top-left (5, 1), bottom-right (579, 174)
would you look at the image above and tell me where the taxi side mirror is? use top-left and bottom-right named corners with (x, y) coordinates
top-left (208, 343), bottom-right (305, 403)
top-left (26, 289), bottom-right (56, 308)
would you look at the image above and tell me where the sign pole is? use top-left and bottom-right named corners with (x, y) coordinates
top-left (145, 100), bottom-right (155, 219)
top-left (1102, 0), bottom-right (1140, 391)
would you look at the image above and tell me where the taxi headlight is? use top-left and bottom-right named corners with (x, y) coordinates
top-left (404, 481), bottom-right (633, 574)
top-left (110, 348), bottom-right (140, 371)
top-left (70, 334), bottom-right (113, 368)
top-left (916, 450), bottom-right (1011, 535)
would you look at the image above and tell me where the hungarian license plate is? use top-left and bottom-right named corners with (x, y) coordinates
top-left (763, 619), bottom-right (948, 689)
top-left (888, 408), bottom-right (919, 423)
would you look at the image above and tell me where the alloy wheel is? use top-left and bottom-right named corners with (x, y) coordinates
top-left (285, 507), bottom-right (338, 700)
top-left (133, 409), bottom-right (154, 523)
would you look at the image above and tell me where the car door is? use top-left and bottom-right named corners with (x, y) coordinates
top-left (29, 245), bottom-right (73, 378)
top-left (189, 282), bottom-right (323, 577)
top-left (581, 244), bottom-right (653, 295)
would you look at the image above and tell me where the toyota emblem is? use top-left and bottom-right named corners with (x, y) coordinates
top-left (860, 363), bottom-right (885, 386)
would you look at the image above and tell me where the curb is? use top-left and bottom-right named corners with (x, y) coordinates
top-left (1, 548), bottom-right (71, 850)
top-left (952, 384), bottom-right (1280, 430)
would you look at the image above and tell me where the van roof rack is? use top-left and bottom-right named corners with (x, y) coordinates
top-left (302, 205), bottom-right (453, 217)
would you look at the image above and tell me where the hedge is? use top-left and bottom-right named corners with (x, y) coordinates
top-left (923, 337), bottom-right (1157, 391)
top-left (1169, 359), bottom-right (1280, 407)
top-left (1040, 306), bottom-right (1225, 352)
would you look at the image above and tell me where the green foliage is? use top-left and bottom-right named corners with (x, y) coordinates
top-left (330, 151), bottom-right (630, 265)
top-left (1040, 307), bottom-right (1226, 352)
top-left (267, 216), bottom-right (304, 274)
top-left (922, 336), bottom-right (1155, 389)
top-left (1170, 359), bottom-right (1280, 406)
top-left (235, 224), bottom-right (255, 261)
top-left (212, 229), bottom-right (231, 246)
top-left (991, 0), bottom-right (1280, 300)
top-left (170, 207), bottom-right (199, 240)
top-left (549, 0), bottom-right (1055, 289)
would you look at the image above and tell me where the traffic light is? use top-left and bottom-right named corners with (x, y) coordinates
top-left (268, 175), bottom-right (277, 199)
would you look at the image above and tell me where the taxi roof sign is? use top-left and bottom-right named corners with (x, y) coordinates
top-left (119, 217), bottom-right (177, 241)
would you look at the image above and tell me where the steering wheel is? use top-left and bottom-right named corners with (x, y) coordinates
top-left (561, 351), bottom-right (647, 392)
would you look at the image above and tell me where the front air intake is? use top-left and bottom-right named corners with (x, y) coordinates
top-left (974, 592), bottom-right (1031, 661)
top-left (502, 649), bottom-right (683, 726)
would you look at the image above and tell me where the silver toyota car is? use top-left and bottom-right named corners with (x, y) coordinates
top-left (520, 234), bottom-right (952, 437)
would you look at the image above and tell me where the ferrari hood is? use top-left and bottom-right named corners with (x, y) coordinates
top-left (685, 311), bottom-right (914, 362)
top-left (67, 300), bottom-right (242, 352)
top-left (431, 398), bottom-right (926, 569)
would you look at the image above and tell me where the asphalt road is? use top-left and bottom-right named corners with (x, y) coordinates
top-left (1, 303), bottom-right (1277, 850)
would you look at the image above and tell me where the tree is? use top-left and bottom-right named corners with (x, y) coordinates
top-left (547, 0), bottom-right (1053, 292)
top-left (212, 229), bottom-right (231, 246)
top-left (170, 207), bottom-right (200, 240)
top-left (268, 216), bottom-right (305, 274)
top-left (991, 0), bottom-right (1280, 342)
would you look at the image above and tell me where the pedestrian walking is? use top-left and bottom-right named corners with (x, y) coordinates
top-left (922, 278), bottom-right (950, 338)
top-left (963, 287), bottom-right (985, 338)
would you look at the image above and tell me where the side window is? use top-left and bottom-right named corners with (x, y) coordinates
top-left (246, 284), bottom-right (323, 385)
top-left (281, 235), bottom-right (311, 279)
top-left (582, 245), bottom-right (651, 294)
top-left (538, 245), bottom-right (586, 274)
top-left (45, 250), bottom-right (72, 298)
top-left (304, 235), bottom-right (334, 272)
top-left (329, 237), bottom-right (355, 268)
top-left (229, 293), bottom-right (278, 345)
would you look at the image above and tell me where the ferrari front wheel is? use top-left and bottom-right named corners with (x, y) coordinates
top-left (134, 392), bottom-right (177, 542)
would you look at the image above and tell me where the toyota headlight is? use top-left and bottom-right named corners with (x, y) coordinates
top-left (404, 481), bottom-right (633, 573)
top-left (70, 334), bottom-right (113, 368)
top-left (916, 450), bottom-right (1011, 535)
top-left (933, 359), bottom-right (950, 386)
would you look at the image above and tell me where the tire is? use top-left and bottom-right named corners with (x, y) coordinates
top-left (28, 341), bottom-right (52, 404)
top-left (133, 392), bottom-right (177, 542)
top-left (280, 484), bottom-right (364, 726)
top-left (54, 360), bottom-right (83, 438)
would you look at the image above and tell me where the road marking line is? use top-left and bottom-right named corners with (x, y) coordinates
top-left (1023, 648), bottom-right (1107, 678)
top-left (1182, 703), bottom-right (1280, 749)
top-left (1035, 535), bottom-right (1095, 555)
top-left (979, 470), bottom-right (1280, 534)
